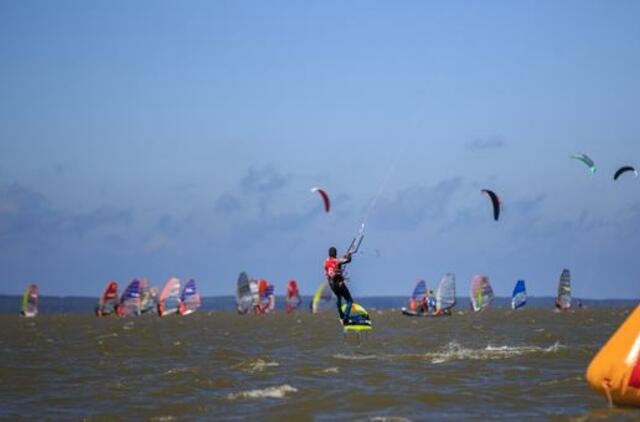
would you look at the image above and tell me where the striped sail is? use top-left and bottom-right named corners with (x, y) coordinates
top-left (119, 279), bottom-right (142, 316)
top-left (180, 278), bottom-right (201, 315)
top-left (556, 269), bottom-right (572, 310)
top-left (236, 272), bottom-right (257, 314)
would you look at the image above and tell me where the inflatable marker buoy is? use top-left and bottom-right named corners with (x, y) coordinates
top-left (586, 305), bottom-right (640, 407)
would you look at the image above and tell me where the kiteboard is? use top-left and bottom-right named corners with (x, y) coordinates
top-left (340, 303), bottom-right (372, 332)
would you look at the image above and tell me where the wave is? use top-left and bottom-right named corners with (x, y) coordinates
top-left (233, 358), bottom-right (280, 373)
top-left (428, 341), bottom-right (563, 364)
top-left (227, 384), bottom-right (297, 400)
top-left (333, 342), bottom-right (563, 364)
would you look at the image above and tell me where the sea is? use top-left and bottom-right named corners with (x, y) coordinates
top-left (1, 296), bottom-right (639, 420)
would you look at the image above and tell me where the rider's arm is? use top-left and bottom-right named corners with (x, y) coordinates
top-left (340, 253), bottom-right (352, 265)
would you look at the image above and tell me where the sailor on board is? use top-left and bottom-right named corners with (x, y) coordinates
top-left (427, 289), bottom-right (436, 314)
top-left (325, 246), bottom-right (354, 325)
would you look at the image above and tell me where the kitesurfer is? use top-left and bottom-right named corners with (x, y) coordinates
top-left (325, 246), bottom-right (354, 325)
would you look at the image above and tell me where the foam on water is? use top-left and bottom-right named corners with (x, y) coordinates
top-left (333, 342), bottom-right (562, 364)
top-left (227, 384), bottom-right (298, 400)
top-left (233, 358), bottom-right (280, 373)
top-left (429, 341), bottom-right (563, 364)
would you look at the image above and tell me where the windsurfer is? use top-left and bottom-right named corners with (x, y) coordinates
top-left (325, 246), bottom-right (354, 325)
top-left (427, 289), bottom-right (436, 314)
top-left (417, 296), bottom-right (428, 314)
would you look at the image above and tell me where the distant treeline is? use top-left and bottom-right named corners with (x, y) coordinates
top-left (0, 295), bottom-right (636, 315)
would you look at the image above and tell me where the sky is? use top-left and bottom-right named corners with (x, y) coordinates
top-left (1, 0), bottom-right (639, 299)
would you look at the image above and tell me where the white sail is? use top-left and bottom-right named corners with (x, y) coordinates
top-left (436, 273), bottom-right (456, 311)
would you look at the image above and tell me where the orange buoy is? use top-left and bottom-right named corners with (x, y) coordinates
top-left (586, 305), bottom-right (640, 407)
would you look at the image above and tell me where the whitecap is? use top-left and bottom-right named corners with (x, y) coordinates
top-left (227, 384), bottom-right (297, 400)
top-left (332, 353), bottom-right (377, 361)
top-left (428, 341), bottom-right (563, 364)
top-left (234, 358), bottom-right (280, 373)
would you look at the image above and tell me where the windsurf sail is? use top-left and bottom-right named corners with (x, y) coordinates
top-left (436, 273), bottom-right (456, 312)
top-left (21, 284), bottom-right (38, 317)
top-left (179, 278), bottom-right (201, 315)
top-left (556, 269), bottom-right (572, 310)
top-left (236, 272), bottom-right (258, 314)
top-left (139, 278), bottom-right (159, 314)
top-left (266, 283), bottom-right (275, 312)
top-left (118, 279), bottom-right (142, 316)
top-left (96, 280), bottom-right (118, 316)
top-left (409, 280), bottom-right (427, 311)
top-left (311, 281), bottom-right (333, 313)
top-left (286, 280), bottom-right (301, 313)
top-left (158, 277), bottom-right (181, 317)
top-left (470, 275), bottom-right (494, 312)
top-left (256, 280), bottom-right (275, 313)
top-left (511, 279), bottom-right (527, 310)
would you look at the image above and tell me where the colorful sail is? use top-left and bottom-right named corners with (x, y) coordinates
top-left (470, 275), bottom-right (493, 312)
top-left (436, 273), bottom-right (456, 312)
top-left (265, 283), bottom-right (275, 312)
top-left (256, 280), bottom-right (275, 313)
top-left (118, 279), bottom-right (142, 316)
top-left (96, 280), bottom-right (118, 316)
top-left (311, 281), bottom-right (333, 313)
top-left (179, 278), bottom-right (201, 315)
top-left (410, 280), bottom-right (427, 310)
top-left (556, 269), bottom-right (571, 310)
top-left (511, 280), bottom-right (527, 310)
top-left (139, 278), bottom-right (158, 314)
top-left (158, 277), bottom-right (181, 317)
top-left (236, 272), bottom-right (258, 314)
top-left (286, 280), bottom-right (301, 313)
top-left (21, 284), bottom-right (38, 318)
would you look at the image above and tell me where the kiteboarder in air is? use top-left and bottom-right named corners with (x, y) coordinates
top-left (325, 246), bottom-right (354, 325)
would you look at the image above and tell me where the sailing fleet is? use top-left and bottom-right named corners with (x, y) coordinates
top-left (93, 277), bottom-right (201, 317)
top-left (18, 267), bottom-right (576, 317)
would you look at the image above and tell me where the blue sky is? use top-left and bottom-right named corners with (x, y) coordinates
top-left (1, 1), bottom-right (639, 298)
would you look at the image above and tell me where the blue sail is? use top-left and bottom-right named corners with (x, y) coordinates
top-left (511, 279), bottom-right (527, 310)
top-left (412, 280), bottom-right (427, 301)
top-left (119, 279), bottom-right (142, 316)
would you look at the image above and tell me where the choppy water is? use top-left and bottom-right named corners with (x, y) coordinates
top-left (1, 307), bottom-right (639, 420)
